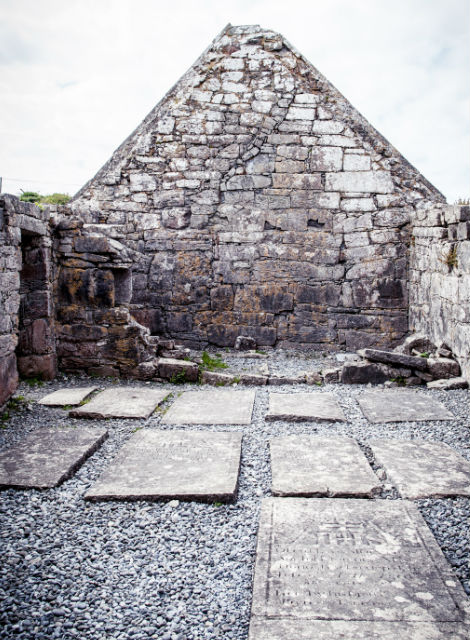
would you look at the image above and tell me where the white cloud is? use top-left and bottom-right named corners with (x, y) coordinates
top-left (0, 0), bottom-right (468, 200)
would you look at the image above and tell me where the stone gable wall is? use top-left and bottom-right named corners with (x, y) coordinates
top-left (409, 202), bottom-right (470, 381)
top-left (70, 25), bottom-right (444, 351)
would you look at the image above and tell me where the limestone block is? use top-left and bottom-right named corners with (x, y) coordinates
top-left (325, 171), bottom-right (394, 193)
top-left (157, 357), bottom-right (199, 382)
top-left (201, 371), bottom-right (235, 386)
top-left (285, 106), bottom-right (316, 120)
top-left (272, 174), bottom-right (321, 189)
top-left (427, 358), bottom-right (460, 380)
top-left (309, 147), bottom-right (343, 171)
top-left (343, 153), bottom-right (371, 171)
top-left (293, 93), bottom-right (319, 104)
top-left (246, 155), bottom-right (275, 174)
top-left (276, 145), bottom-right (308, 160)
top-left (129, 173), bottom-right (157, 192)
top-left (340, 362), bottom-right (390, 384)
top-left (427, 377), bottom-right (468, 390)
top-left (312, 120), bottom-right (344, 134)
top-left (358, 348), bottom-right (428, 371)
top-left (161, 208), bottom-right (191, 229)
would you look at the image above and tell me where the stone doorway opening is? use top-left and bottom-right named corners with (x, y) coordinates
top-left (16, 230), bottom-right (56, 380)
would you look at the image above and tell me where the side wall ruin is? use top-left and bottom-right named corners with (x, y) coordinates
top-left (0, 195), bottom-right (56, 405)
top-left (409, 202), bottom-right (470, 381)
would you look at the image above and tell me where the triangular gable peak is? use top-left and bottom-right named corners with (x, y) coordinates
top-left (73, 23), bottom-right (444, 210)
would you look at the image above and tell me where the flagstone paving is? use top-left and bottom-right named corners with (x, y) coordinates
top-left (265, 392), bottom-right (346, 422)
top-left (370, 439), bottom-right (470, 499)
top-left (358, 390), bottom-right (454, 423)
top-left (270, 435), bottom-right (381, 497)
top-left (1, 368), bottom-right (469, 640)
top-left (249, 498), bottom-right (470, 640)
top-left (69, 387), bottom-right (169, 419)
top-left (0, 427), bottom-right (108, 489)
top-left (162, 389), bottom-right (256, 425)
top-left (38, 386), bottom-right (98, 406)
top-left (85, 430), bottom-right (242, 502)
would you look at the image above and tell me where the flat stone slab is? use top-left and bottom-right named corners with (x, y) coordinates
top-left (266, 392), bottom-right (346, 422)
top-left (85, 430), bottom-right (242, 502)
top-left (357, 390), bottom-right (454, 423)
top-left (270, 436), bottom-right (381, 497)
top-left (0, 427), bottom-right (108, 489)
top-left (370, 439), bottom-right (470, 498)
top-left (249, 498), bottom-right (470, 640)
top-left (70, 387), bottom-right (169, 419)
top-left (162, 389), bottom-right (256, 425)
top-left (38, 387), bottom-right (98, 407)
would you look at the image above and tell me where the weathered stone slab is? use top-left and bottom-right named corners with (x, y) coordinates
top-left (266, 392), bottom-right (346, 422)
top-left (0, 427), bottom-right (107, 489)
top-left (38, 386), bottom-right (98, 407)
top-left (270, 436), bottom-right (380, 497)
top-left (358, 390), bottom-right (454, 423)
top-left (70, 388), bottom-right (169, 419)
top-left (249, 498), bottom-right (470, 640)
top-left (358, 348), bottom-right (428, 371)
top-left (85, 430), bottom-right (242, 502)
top-left (163, 389), bottom-right (256, 424)
top-left (370, 439), bottom-right (470, 498)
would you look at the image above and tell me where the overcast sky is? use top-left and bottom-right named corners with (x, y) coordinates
top-left (1, 0), bottom-right (468, 202)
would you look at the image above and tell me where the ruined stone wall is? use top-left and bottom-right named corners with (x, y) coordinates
top-left (52, 212), bottom-right (157, 377)
top-left (70, 25), bottom-right (444, 351)
top-left (410, 202), bottom-right (470, 381)
top-left (0, 195), bottom-right (56, 405)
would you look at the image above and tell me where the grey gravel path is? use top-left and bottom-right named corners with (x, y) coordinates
top-left (0, 355), bottom-right (469, 640)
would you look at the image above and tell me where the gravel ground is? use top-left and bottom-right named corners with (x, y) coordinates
top-left (0, 352), bottom-right (469, 640)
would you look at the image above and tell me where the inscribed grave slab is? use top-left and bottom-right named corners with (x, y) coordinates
top-left (358, 390), bottom-right (454, 423)
top-left (162, 389), bottom-right (256, 425)
top-left (370, 439), bottom-right (470, 498)
top-left (266, 392), bottom-right (346, 422)
top-left (0, 427), bottom-right (108, 489)
top-left (270, 436), bottom-right (380, 497)
top-left (38, 387), bottom-right (98, 407)
top-left (249, 498), bottom-right (470, 640)
top-left (70, 387), bottom-right (168, 419)
top-left (85, 430), bottom-right (242, 502)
